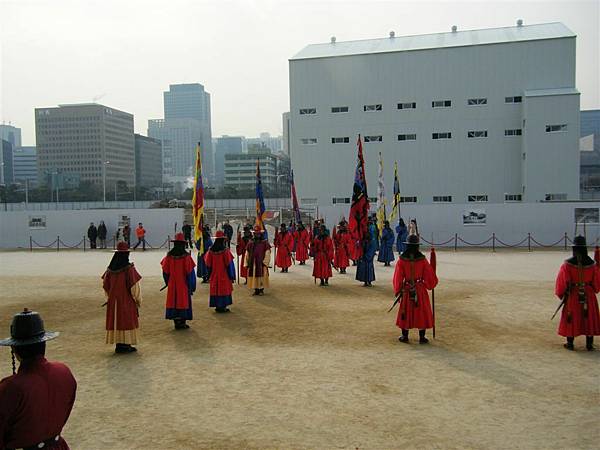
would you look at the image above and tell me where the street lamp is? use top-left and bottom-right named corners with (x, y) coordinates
top-left (102, 160), bottom-right (110, 205)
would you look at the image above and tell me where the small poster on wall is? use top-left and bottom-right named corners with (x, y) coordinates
top-left (462, 208), bottom-right (486, 226)
top-left (574, 208), bottom-right (599, 224)
top-left (28, 215), bottom-right (46, 229)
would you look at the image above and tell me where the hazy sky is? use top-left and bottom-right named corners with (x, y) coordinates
top-left (1, 0), bottom-right (598, 146)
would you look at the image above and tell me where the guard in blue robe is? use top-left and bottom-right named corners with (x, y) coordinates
top-left (396, 218), bottom-right (408, 253)
top-left (196, 225), bottom-right (213, 283)
top-left (356, 221), bottom-right (377, 286)
top-left (377, 221), bottom-right (395, 266)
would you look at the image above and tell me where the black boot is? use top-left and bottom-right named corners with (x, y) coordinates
top-left (253, 289), bottom-right (261, 296)
top-left (419, 329), bottom-right (429, 344)
top-left (320, 279), bottom-right (325, 286)
top-left (259, 288), bottom-right (264, 295)
top-left (399, 329), bottom-right (409, 343)
top-left (324, 279), bottom-right (329, 286)
top-left (586, 336), bottom-right (595, 351)
top-left (564, 336), bottom-right (574, 350)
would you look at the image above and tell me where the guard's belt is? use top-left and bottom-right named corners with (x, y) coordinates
top-left (9, 435), bottom-right (61, 450)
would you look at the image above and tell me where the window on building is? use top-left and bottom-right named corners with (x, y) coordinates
top-left (364, 135), bottom-right (383, 143)
top-left (331, 106), bottom-right (349, 113)
top-left (432, 132), bottom-right (452, 140)
top-left (299, 108), bottom-right (317, 115)
top-left (504, 129), bottom-right (522, 137)
top-left (468, 130), bottom-right (488, 138)
top-left (399, 196), bottom-right (417, 203)
top-left (332, 197), bottom-right (351, 204)
top-left (505, 96), bottom-right (522, 103)
top-left (397, 102), bottom-right (417, 110)
top-left (398, 134), bottom-right (417, 141)
top-left (433, 196), bottom-right (452, 202)
top-left (331, 137), bottom-right (350, 144)
top-left (467, 98), bottom-right (487, 105)
top-left (300, 138), bottom-right (318, 145)
top-left (504, 194), bottom-right (522, 202)
top-left (363, 104), bottom-right (382, 112)
top-left (432, 100), bottom-right (452, 108)
top-left (545, 124), bottom-right (568, 133)
top-left (545, 193), bottom-right (567, 201)
top-left (468, 195), bottom-right (488, 202)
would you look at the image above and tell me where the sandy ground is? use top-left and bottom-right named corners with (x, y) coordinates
top-left (0, 249), bottom-right (598, 450)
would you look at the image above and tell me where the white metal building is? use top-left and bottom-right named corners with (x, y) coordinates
top-left (288, 22), bottom-right (580, 208)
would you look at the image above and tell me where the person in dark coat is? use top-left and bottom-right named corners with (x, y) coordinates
top-left (356, 220), bottom-right (377, 287)
top-left (122, 223), bottom-right (131, 246)
top-left (182, 222), bottom-right (193, 249)
top-left (87, 222), bottom-right (98, 249)
top-left (0, 309), bottom-right (77, 450)
top-left (396, 218), bottom-right (408, 253)
top-left (377, 220), bottom-right (395, 266)
top-left (98, 220), bottom-right (108, 249)
top-left (222, 220), bottom-right (234, 248)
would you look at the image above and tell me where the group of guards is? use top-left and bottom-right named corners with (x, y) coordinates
top-left (1, 218), bottom-right (600, 448)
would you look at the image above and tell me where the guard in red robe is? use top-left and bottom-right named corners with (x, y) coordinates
top-left (312, 224), bottom-right (334, 286)
top-left (294, 223), bottom-right (310, 265)
top-left (161, 233), bottom-right (197, 329)
top-left (205, 230), bottom-right (237, 313)
top-left (102, 241), bottom-right (142, 353)
top-left (393, 235), bottom-right (438, 344)
top-left (245, 226), bottom-right (272, 295)
top-left (236, 225), bottom-right (252, 283)
top-left (0, 309), bottom-right (77, 450)
top-left (334, 221), bottom-right (352, 274)
top-left (274, 223), bottom-right (294, 272)
top-left (554, 235), bottom-right (600, 350)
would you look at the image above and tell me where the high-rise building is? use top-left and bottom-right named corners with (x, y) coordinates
top-left (134, 134), bottom-right (163, 189)
top-left (0, 124), bottom-right (22, 148)
top-left (35, 103), bottom-right (135, 190)
top-left (13, 146), bottom-right (37, 187)
top-left (282, 112), bottom-right (291, 156)
top-left (246, 133), bottom-right (283, 153)
top-left (1, 140), bottom-right (14, 185)
top-left (224, 146), bottom-right (277, 192)
top-left (214, 135), bottom-right (245, 185)
top-left (289, 22), bottom-right (580, 206)
top-left (148, 118), bottom-right (202, 182)
top-left (160, 83), bottom-right (214, 183)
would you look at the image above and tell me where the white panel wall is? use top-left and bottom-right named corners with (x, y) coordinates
top-left (0, 209), bottom-right (184, 249)
top-left (289, 37), bottom-right (577, 207)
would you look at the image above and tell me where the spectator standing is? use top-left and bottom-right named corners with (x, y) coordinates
top-left (223, 220), bottom-right (234, 248)
top-left (87, 222), bottom-right (98, 249)
top-left (132, 223), bottom-right (147, 251)
top-left (98, 221), bottom-right (108, 249)
top-left (122, 224), bottom-right (131, 246)
top-left (182, 222), bottom-right (193, 249)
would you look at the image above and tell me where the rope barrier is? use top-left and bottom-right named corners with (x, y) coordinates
top-left (31, 238), bottom-right (58, 249)
top-left (419, 236), bottom-right (456, 246)
top-left (529, 236), bottom-right (569, 248)
top-left (457, 236), bottom-right (494, 246)
top-left (58, 239), bottom-right (84, 249)
top-left (494, 236), bottom-right (529, 248)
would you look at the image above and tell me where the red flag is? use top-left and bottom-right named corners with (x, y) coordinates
top-left (348, 135), bottom-right (370, 243)
top-left (430, 247), bottom-right (437, 273)
top-left (595, 246), bottom-right (600, 265)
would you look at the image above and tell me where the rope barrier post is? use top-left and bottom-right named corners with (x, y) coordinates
top-left (83, 236), bottom-right (86, 252)
top-left (564, 232), bottom-right (567, 251)
top-left (454, 233), bottom-right (458, 252)
top-left (29, 236), bottom-right (33, 252)
top-left (492, 233), bottom-right (496, 253)
top-left (57, 236), bottom-right (60, 252)
top-left (168, 235), bottom-right (171, 251)
top-left (528, 233), bottom-right (531, 252)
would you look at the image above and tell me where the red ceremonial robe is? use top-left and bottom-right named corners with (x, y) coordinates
top-left (393, 255), bottom-right (438, 329)
top-left (349, 236), bottom-right (362, 261)
top-left (236, 237), bottom-right (249, 278)
top-left (295, 229), bottom-right (310, 262)
top-left (334, 231), bottom-right (351, 269)
top-left (102, 264), bottom-right (141, 339)
top-left (312, 236), bottom-right (334, 278)
top-left (161, 254), bottom-right (196, 311)
top-left (555, 260), bottom-right (600, 337)
top-left (275, 231), bottom-right (294, 269)
top-left (0, 356), bottom-right (77, 450)
top-left (205, 249), bottom-right (235, 296)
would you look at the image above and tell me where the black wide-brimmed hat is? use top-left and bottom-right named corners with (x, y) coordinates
top-left (572, 235), bottom-right (587, 248)
top-left (404, 234), bottom-right (420, 245)
top-left (0, 308), bottom-right (59, 347)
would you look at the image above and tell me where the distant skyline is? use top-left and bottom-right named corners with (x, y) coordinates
top-left (1, 0), bottom-right (598, 146)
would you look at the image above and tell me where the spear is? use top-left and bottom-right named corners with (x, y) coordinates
top-left (430, 246), bottom-right (437, 339)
